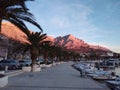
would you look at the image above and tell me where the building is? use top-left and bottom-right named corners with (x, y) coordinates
top-left (0, 34), bottom-right (8, 60)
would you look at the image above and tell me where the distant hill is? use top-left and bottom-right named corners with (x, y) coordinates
top-left (54, 34), bottom-right (111, 53)
top-left (1, 22), bottom-right (112, 54)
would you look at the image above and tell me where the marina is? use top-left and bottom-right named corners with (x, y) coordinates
top-left (72, 59), bottom-right (120, 90)
top-left (0, 0), bottom-right (120, 90)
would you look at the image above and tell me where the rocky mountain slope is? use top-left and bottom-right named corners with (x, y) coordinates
top-left (1, 22), bottom-right (27, 43)
top-left (54, 34), bottom-right (111, 53)
top-left (1, 22), bottom-right (111, 53)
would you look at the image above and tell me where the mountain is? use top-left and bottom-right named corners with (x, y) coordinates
top-left (1, 22), bottom-right (27, 43)
top-left (55, 34), bottom-right (111, 53)
top-left (54, 34), bottom-right (88, 50)
top-left (1, 22), bottom-right (111, 54)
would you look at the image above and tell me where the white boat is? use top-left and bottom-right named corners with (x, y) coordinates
top-left (106, 79), bottom-right (120, 90)
top-left (87, 70), bottom-right (111, 77)
top-left (93, 75), bottom-right (116, 81)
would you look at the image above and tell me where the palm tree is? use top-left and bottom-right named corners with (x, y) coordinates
top-left (0, 0), bottom-right (42, 34)
top-left (55, 46), bottom-right (64, 63)
top-left (40, 42), bottom-right (52, 65)
top-left (48, 45), bottom-right (59, 65)
top-left (14, 31), bottom-right (50, 71)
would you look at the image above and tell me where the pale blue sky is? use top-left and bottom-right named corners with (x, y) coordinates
top-left (26, 0), bottom-right (120, 53)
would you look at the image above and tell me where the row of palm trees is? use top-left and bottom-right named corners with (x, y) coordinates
top-left (12, 37), bottom-right (83, 71)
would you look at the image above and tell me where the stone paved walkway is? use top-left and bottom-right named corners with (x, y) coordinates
top-left (1, 62), bottom-right (109, 90)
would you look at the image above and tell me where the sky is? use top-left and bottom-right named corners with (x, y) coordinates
top-left (26, 0), bottom-right (120, 53)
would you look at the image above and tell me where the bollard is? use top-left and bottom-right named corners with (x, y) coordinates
top-left (5, 66), bottom-right (8, 71)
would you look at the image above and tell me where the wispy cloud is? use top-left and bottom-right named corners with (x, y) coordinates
top-left (45, 2), bottom-right (97, 33)
top-left (50, 16), bottom-right (71, 28)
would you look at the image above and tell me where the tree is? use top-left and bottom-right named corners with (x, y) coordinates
top-left (40, 43), bottom-right (52, 65)
top-left (55, 46), bottom-right (65, 62)
top-left (0, 0), bottom-right (42, 34)
top-left (48, 45), bottom-right (60, 64)
top-left (14, 31), bottom-right (50, 71)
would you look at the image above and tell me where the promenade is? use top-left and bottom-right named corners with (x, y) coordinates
top-left (1, 62), bottom-right (109, 90)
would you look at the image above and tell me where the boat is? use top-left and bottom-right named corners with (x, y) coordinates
top-left (87, 70), bottom-right (111, 77)
top-left (106, 80), bottom-right (120, 90)
top-left (93, 75), bottom-right (116, 81)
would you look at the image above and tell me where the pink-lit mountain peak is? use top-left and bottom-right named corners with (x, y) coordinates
top-left (63, 34), bottom-right (78, 41)
top-left (55, 34), bottom-right (87, 49)
top-left (64, 34), bottom-right (74, 39)
top-left (55, 34), bottom-right (111, 53)
top-left (57, 34), bottom-right (84, 43)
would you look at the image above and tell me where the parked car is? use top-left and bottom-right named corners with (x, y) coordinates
top-left (47, 60), bottom-right (52, 64)
top-left (36, 59), bottom-right (45, 64)
top-left (103, 59), bottom-right (119, 67)
top-left (19, 59), bottom-right (32, 67)
top-left (0, 59), bottom-right (20, 70)
top-left (36, 59), bottom-right (52, 65)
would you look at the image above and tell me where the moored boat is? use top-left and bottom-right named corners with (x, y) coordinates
top-left (93, 75), bottom-right (116, 81)
top-left (106, 77), bottom-right (120, 90)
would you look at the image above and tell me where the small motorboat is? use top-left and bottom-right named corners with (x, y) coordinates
top-left (93, 75), bottom-right (116, 81)
top-left (88, 70), bottom-right (117, 82)
top-left (87, 70), bottom-right (111, 77)
top-left (106, 80), bottom-right (120, 90)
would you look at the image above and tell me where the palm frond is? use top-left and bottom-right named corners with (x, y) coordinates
top-left (8, 8), bottom-right (34, 20)
top-left (7, 18), bottom-right (30, 36)
top-left (16, 15), bottom-right (43, 31)
top-left (12, 42), bottom-right (30, 55)
top-left (0, 0), bottom-right (42, 33)
top-left (2, 0), bottom-right (34, 11)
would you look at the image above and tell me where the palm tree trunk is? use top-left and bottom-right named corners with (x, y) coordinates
top-left (31, 53), bottom-right (37, 72)
top-left (30, 47), bottom-right (39, 72)
top-left (43, 52), bottom-right (48, 65)
top-left (44, 56), bottom-right (47, 65)
top-left (31, 59), bottom-right (36, 72)
top-left (51, 58), bottom-right (53, 65)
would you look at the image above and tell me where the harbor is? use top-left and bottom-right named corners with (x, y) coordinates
top-left (0, 0), bottom-right (120, 90)
top-left (72, 58), bottom-right (120, 90)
